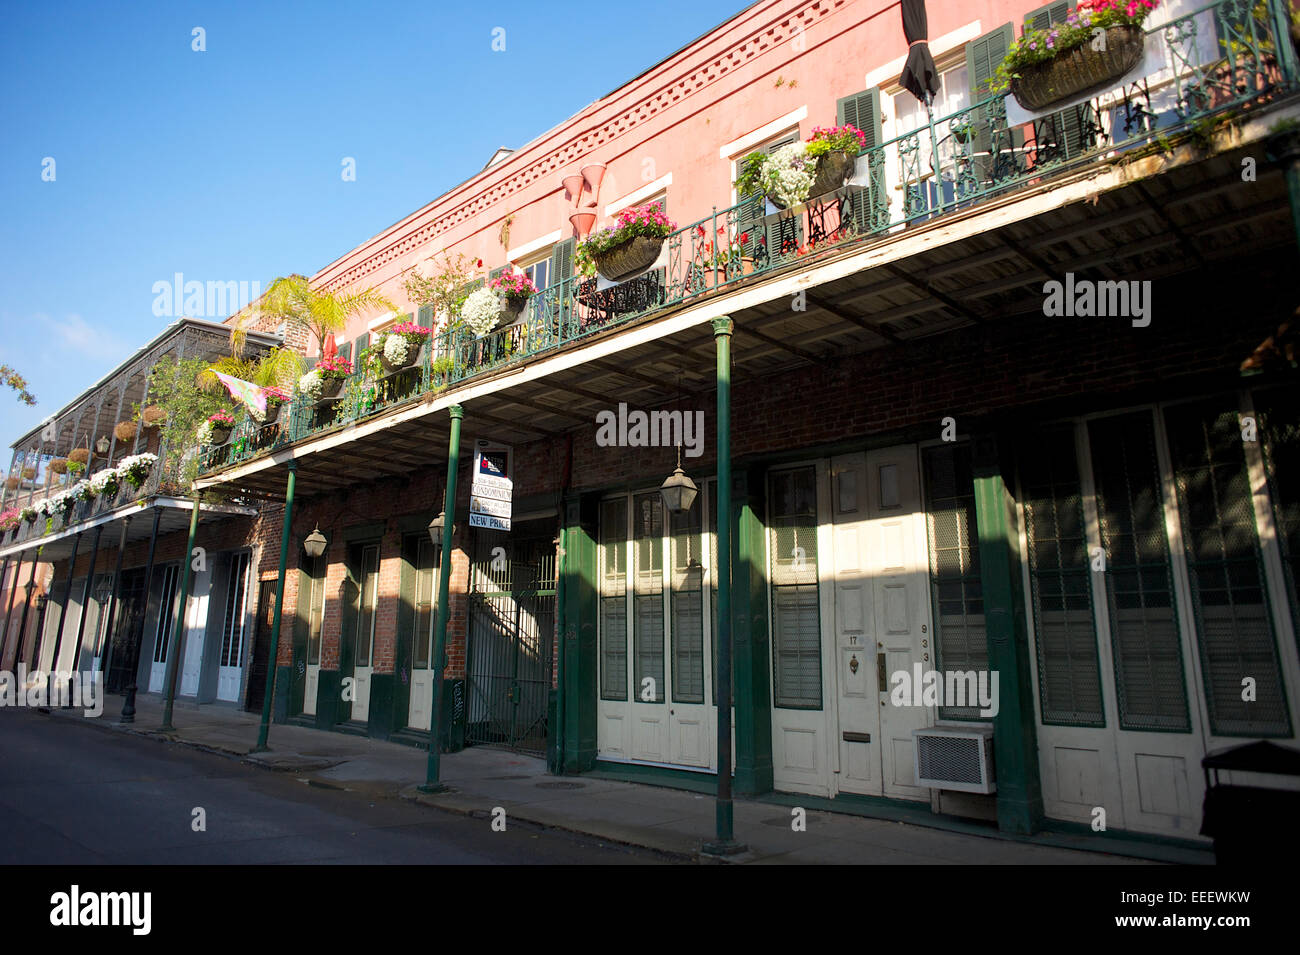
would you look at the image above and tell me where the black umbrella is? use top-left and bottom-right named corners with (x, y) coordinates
top-left (899, 0), bottom-right (939, 105)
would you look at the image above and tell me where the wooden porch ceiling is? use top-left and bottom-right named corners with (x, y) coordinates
top-left (214, 143), bottom-right (1294, 502)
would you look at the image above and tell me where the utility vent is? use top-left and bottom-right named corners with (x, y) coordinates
top-left (913, 725), bottom-right (996, 794)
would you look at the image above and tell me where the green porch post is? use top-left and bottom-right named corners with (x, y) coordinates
top-left (732, 467), bottom-right (773, 795)
top-left (972, 434), bottom-right (1043, 835)
top-left (560, 494), bottom-right (598, 774)
top-left (704, 315), bottom-right (745, 856)
top-left (1266, 126), bottom-right (1300, 255)
top-left (253, 461), bottom-right (297, 751)
top-left (160, 497), bottom-right (201, 731)
top-left (422, 405), bottom-right (463, 792)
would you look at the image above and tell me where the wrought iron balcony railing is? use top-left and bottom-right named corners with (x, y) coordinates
top-left (198, 0), bottom-right (1300, 478)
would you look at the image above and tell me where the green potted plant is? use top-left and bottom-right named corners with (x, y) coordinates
top-left (576, 202), bottom-right (676, 282)
top-left (66, 459), bottom-right (86, 478)
top-left (991, 0), bottom-right (1156, 112)
top-left (804, 124), bottom-right (867, 197)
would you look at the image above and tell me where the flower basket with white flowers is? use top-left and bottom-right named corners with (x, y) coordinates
top-left (118, 452), bottom-right (157, 491)
top-left (20, 506), bottom-right (37, 523)
top-left (89, 468), bottom-right (120, 499)
top-left (377, 321), bottom-right (431, 373)
top-left (461, 286), bottom-right (504, 338)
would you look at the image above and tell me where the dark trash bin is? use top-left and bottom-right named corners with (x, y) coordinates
top-left (1200, 740), bottom-right (1300, 864)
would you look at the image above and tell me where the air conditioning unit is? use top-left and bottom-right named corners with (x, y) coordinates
top-left (913, 724), bottom-right (996, 794)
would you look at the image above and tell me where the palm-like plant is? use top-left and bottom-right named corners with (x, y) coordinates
top-left (230, 273), bottom-right (397, 357)
top-left (198, 346), bottom-right (306, 395)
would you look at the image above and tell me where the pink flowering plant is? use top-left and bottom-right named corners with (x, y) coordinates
top-left (262, 385), bottom-right (291, 404)
top-left (386, 320), bottom-right (432, 346)
top-left (990, 0), bottom-right (1159, 94)
top-left (208, 409), bottom-right (236, 426)
top-left (489, 271), bottom-right (539, 301)
top-left (575, 202), bottom-right (676, 274)
top-left (315, 354), bottom-right (354, 379)
top-left (0, 507), bottom-right (20, 532)
top-left (805, 124), bottom-right (868, 158)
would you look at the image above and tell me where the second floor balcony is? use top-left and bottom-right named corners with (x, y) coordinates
top-left (197, 0), bottom-right (1300, 485)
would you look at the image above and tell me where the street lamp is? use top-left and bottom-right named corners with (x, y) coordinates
top-left (427, 511), bottom-right (455, 544)
top-left (303, 525), bottom-right (327, 558)
top-left (659, 446), bottom-right (699, 515)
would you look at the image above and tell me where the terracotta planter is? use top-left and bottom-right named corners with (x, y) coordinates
top-left (593, 235), bottom-right (664, 282)
top-left (1010, 25), bottom-right (1145, 111)
top-left (809, 149), bottom-right (857, 198)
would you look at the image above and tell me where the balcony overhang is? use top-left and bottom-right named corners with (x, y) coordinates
top-left (194, 97), bottom-right (1300, 500)
top-left (0, 497), bottom-right (259, 563)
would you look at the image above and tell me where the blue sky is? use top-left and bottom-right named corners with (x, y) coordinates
top-left (0, 0), bottom-right (749, 450)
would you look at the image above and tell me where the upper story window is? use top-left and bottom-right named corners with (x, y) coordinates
top-left (891, 61), bottom-right (969, 133)
top-left (521, 256), bottom-right (550, 294)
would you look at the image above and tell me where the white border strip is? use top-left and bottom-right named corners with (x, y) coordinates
top-left (604, 174), bottom-right (674, 217)
top-left (508, 229), bottom-right (563, 264)
top-left (719, 106), bottom-right (808, 159)
top-left (865, 21), bottom-right (983, 91)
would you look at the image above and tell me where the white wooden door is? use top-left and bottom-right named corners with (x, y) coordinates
top-left (667, 494), bottom-right (712, 768)
top-left (865, 446), bottom-right (931, 800)
top-left (350, 544), bottom-right (380, 723)
top-left (407, 537), bottom-right (439, 730)
top-left (148, 564), bottom-right (180, 693)
top-left (832, 448), bottom-right (932, 800)
top-left (216, 553), bottom-right (251, 702)
top-left (179, 563), bottom-right (211, 698)
top-left (629, 492), bottom-right (671, 763)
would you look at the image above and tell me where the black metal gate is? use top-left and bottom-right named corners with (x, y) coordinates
top-left (465, 533), bottom-right (556, 755)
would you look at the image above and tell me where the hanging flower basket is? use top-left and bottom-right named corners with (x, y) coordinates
top-left (141, 405), bottom-right (167, 429)
top-left (21, 467), bottom-right (35, 480)
top-left (593, 236), bottom-right (664, 282)
top-left (318, 377), bottom-right (344, 400)
top-left (4, 477), bottom-right (18, 491)
top-left (49, 458), bottom-right (68, 475)
top-left (808, 150), bottom-right (857, 199)
top-left (69, 448), bottom-right (90, 466)
top-left (1009, 24), bottom-right (1145, 111)
top-left (114, 419), bottom-right (137, 443)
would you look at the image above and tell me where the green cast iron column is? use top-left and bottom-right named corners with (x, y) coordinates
top-left (160, 497), bottom-right (201, 731)
top-left (422, 405), bottom-right (463, 792)
top-left (705, 316), bottom-right (745, 855)
top-left (254, 461), bottom-right (297, 751)
top-left (731, 468), bottom-right (773, 795)
top-left (972, 434), bottom-right (1043, 835)
top-left (560, 495), bottom-right (598, 774)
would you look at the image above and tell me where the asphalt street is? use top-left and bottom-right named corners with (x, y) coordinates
top-left (0, 709), bottom-right (671, 865)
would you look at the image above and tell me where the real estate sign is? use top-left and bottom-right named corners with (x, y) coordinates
top-left (470, 440), bottom-right (512, 530)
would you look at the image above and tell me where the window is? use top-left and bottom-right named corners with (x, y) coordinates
top-left (733, 135), bottom-right (798, 261)
top-left (152, 564), bottom-right (181, 665)
top-left (219, 552), bottom-right (251, 669)
top-left (306, 554), bottom-right (325, 667)
top-left (599, 486), bottom-right (712, 706)
top-left (768, 467), bottom-right (821, 709)
top-left (1088, 411), bottom-right (1190, 731)
top-left (354, 545), bottom-right (380, 669)
top-left (412, 536), bottom-right (438, 668)
top-left (1019, 426), bottom-right (1103, 726)
top-left (921, 444), bottom-right (987, 719)
top-left (1165, 399), bottom-right (1291, 737)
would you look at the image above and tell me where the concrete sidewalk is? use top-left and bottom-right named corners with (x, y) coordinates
top-left (33, 693), bottom-right (1201, 864)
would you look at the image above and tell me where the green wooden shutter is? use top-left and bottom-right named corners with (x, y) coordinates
top-left (550, 238), bottom-right (575, 334)
top-left (417, 304), bottom-right (434, 327)
top-left (488, 265), bottom-right (507, 288)
top-left (965, 23), bottom-right (1023, 180)
top-left (355, 332), bottom-right (369, 358)
top-left (1020, 4), bottom-right (1085, 162)
top-left (837, 88), bottom-right (888, 235)
top-left (1023, 1), bottom-right (1070, 31)
top-left (338, 341), bottom-right (352, 363)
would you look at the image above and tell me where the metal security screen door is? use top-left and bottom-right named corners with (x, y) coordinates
top-left (465, 525), bottom-right (556, 755)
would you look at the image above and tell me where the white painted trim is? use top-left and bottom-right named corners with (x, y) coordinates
top-left (604, 173), bottom-right (674, 217)
top-left (865, 20), bottom-right (983, 91)
top-left (718, 106), bottom-right (808, 158)
top-left (507, 229), bottom-right (563, 264)
top-left (366, 311), bottom-right (397, 332)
